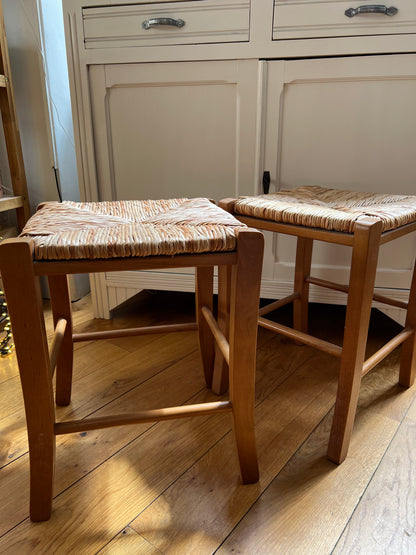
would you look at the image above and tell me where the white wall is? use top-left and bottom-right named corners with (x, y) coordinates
top-left (38, 0), bottom-right (80, 202)
top-left (1, 0), bottom-right (88, 299)
top-left (2, 0), bottom-right (57, 212)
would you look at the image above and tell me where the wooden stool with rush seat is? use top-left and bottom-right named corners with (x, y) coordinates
top-left (0, 197), bottom-right (264, 521)
top-left (220, 186), bottom-right (416, 464)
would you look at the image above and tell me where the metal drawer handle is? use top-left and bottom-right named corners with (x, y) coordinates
top-left (345, 5), bottom-right (398, 17)
top-left (142, 17), bottom-right (185, 30)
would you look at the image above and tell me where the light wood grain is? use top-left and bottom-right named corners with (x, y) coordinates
top-left (100, 526), bottom-right (163, 554)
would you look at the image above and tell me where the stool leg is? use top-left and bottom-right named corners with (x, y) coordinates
top-left (293, 237), bottom-right (313, 334)
top-left (211, 265), bottom-right (231, 395)
top-left (327, 218), bottom-right (383, 464)
top-left (196, 266), bottom-right (215, 388)
top-left (0, 239), bottom-right (55, 521)
top-left (48, 275), bottom-right (74, 406)
top-left (229, 229), bottom-right (264, 483)
top-left (399, 257), bottom-right (416, 387)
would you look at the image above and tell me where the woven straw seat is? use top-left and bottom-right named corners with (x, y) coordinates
top-left (0, 197), bottom-right (264, 522)
top-left (234, 185), bottom-right (416, 233)
top-left (220, 186), bottom-right (416, 465)
top-left (21, 198), bottom-right (245, 260)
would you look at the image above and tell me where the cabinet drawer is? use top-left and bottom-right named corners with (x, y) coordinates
top-left (83, 0), bottom-right (250, 49)
top-left (273, 0), bottom-right (416, 40)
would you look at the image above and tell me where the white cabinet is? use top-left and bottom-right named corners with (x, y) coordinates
top-left (63, 0), bottom-right (416, 318)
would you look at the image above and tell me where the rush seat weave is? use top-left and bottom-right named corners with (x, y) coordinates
top-left (21, 198), bottom-right (245, 260)
top-left (0, 197), bottom-right (264, 522)
top-left (220, 186), bottom-right (416, 466)
top-left (234, 185), bottom-right (416, 232)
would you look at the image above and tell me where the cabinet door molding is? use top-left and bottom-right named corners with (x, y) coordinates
top-left (89, 59), bottom-right (262, 202)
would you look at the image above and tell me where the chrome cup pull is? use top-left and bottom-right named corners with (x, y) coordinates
top-left (142, 17), bottom-right (185, 30)
top-left (345, 5), bottom-right (398, 17)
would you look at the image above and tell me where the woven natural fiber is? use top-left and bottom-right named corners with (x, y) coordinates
top-left (21, 198), bottom-right (246, 260)
top-left (234, 186), bottom-right (416, 233)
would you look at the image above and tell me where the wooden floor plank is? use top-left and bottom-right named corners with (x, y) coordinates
top-left (0, 293), bottom-right (412, 554)
top-left (333, 395), bottom-right (416, 554)
top-left (100, 526), bottom-right (163, 554)
top-left (0, 332), bottom-right (198, 469)
top-left (217, 359), bottom-right (416, 554)
top-left (0, 347), bottom-right (206, 538)
top-left (0, 315), bottom-right (316, 551)
top-left (0, 354), bottom-right (18, 383)
top-left (128, 348), bottom-right (340, 553)
top-left (129, 333), bottom-right (414, 554)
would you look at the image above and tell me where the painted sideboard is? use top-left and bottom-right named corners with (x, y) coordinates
top-left (63, 0), bottom-right (416, 319)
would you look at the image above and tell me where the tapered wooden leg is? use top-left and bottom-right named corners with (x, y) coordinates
top-left (211, 265), bottom-right (231, 395)
top-left (0, 239), bottom-right (55, 521)
top-left (293, 237), bottom-right (313, 334)
top-left (229, 229), bottom-right (264, 483)
top-left (327, 217), bottom-right (383, 464)
top-left (399, 258), bottom-right (416, 387)
top-left (48, 275), bottom-right (74, 406)
top-left (195, 266), bottom-right (215, 388)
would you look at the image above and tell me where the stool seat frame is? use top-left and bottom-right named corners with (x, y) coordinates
top-left (220, 198), bottom-right (416, 465)
top-left (0, 228), bottom-right (263, 521)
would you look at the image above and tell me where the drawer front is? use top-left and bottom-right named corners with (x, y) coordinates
top-left (273, 0), bottom-right (416, 40)
top-left (83, 0), bottom-right (250, 49)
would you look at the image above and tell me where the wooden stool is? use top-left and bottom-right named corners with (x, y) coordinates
top-left (220, 186), bottom-right (416, 464)
top-left (0, 197), bottom-right (264, 521)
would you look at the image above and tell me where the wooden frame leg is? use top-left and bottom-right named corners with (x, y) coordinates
top-left (211, 265), bottom-right (231, 395)
top-left (48, 275), bottom-right (74, 406)
top-left (0, 239), bottom-right (55, 521)
top-left (195, 266), bottom-right (215, 388)
top-left (293, 237), bottom-right (313, 334)
top-left (327, 218), bottom-right (383, 464)
top-left (229, 229), bottom-right (264, 483)
top-left (399, 257), bottom-right (416, 387)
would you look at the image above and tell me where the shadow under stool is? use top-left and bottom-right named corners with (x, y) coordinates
top-left (0, 197), bottom-right (264, 521)
top-left (220, 185), bottom-right (416, 464)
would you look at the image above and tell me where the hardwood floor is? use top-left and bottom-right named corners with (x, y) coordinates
top-left (0, 290), bottom-right (415, 554)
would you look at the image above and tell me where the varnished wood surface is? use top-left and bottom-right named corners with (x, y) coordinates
top-left (1, 291), bottom-right (415, 553)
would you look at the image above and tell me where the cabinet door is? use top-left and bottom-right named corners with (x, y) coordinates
top-left (87, 59), bottom-right (262, 316)
top-left (262, 54), bottom-right (416, 313)
top-left (89, 60), bottom-right (261, 202)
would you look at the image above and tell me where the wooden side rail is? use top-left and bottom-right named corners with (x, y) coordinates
top-left (49, 318), bottom-right (67, 376)
top-left (259, 293), bottom-right (300, 317)
top-left (259, 316), bottom-right (343, 357)
top-left (259, 316), bottom-right (413, 378)
top-left (201, 305), bottom-right (230, 365)
top-left (73, 322), bottom-right (198, 342)
top-left (55, 400), bottom-right (232, 435)
top-left (306, 276), bottom-right (408, 310)
top-left (362, 326), bottom-right (414, 377)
